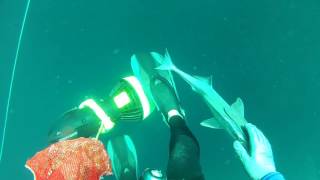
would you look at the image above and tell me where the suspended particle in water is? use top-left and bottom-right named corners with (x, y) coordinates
top-left (224, 159), bottom-right (231, 165)
top-left (9, 108), bottom-right (15, 113)
top-left (80, 27), bottom-right (87, 32)
top-left (279, 59), bottom-right (285, 64)
top-left (192, 66), bottom-right (198, 71)
top-left (113, 49), bottom-right (120, 55)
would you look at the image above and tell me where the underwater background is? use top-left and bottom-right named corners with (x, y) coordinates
top-left (1, 0), bottom-right (320, 179)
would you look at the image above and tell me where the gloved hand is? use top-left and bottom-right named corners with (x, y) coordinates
top-left (233, 123), bottom-right (276, 180)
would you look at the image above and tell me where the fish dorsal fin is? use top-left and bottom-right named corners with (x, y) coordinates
top-left (231, 98), bottom-right (245, 117)
top-left (151, 49), bottom-right (172, 66)
top-left (153, 49), bottom-right (175, 71)
top-left (193, 75), bottom-right (213, 86)
top-left (200, 117), bottom-right (222, 129)
top-left (164, 48), bottom-right (172, 62)
top-left (150, 52), bottom-right (164, 64)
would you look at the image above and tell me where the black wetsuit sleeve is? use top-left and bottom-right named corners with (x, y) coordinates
top-left (166, 116), bottom-right (205, 180)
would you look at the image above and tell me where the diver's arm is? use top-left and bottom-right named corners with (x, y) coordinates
top-left (233, 123), bottom-right (285, 180)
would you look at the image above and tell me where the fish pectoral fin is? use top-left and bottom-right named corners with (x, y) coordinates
top-left (231, 97), bottom-right (245, 117)
top-left (200, 117), bottom-right (222, 129)
top-left (193, 75), bottom-right (213, 87)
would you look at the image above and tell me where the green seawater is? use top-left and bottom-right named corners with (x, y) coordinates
top-left (1, 0), bottom-right (320, 179)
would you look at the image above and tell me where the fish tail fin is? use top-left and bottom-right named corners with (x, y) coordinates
top-left (154, 49), bottom-right (176, 71)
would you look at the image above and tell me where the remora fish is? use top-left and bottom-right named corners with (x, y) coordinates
top-left (48, 108), bottom-right (101, 143)
top-left (154, 51), bottom-right (248, 143)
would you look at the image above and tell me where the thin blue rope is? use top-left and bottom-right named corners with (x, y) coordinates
top-left (0, 0), bottom-right (31, 162)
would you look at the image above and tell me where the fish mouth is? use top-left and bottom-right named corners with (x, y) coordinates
top-left (48, 126), bottom-right (79, 143)
top-left (57, 131), bottom-right (79, 142)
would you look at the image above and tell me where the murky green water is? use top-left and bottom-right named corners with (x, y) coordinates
top-left (1, 0), bottom-right (320, 179)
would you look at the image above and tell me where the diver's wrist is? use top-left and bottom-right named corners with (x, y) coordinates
top-left (261, 172), bottom-right (285, 180)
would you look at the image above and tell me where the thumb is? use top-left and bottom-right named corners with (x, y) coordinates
top-left (233, 141), bottom-right (250, 164)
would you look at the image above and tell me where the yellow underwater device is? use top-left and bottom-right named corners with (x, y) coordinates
top-left (48, 75), bottom-right (155, 143)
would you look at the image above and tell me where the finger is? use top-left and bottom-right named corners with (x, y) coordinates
top-left (233, 140), bottom-right (250, 163)
top-left (245, 123), bottom-right (258, 155)
top-left (252, 125), bottom-right (272, 149)
top-left (252, 125), bottom-right (264, 144)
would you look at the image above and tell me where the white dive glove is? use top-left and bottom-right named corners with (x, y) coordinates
top-left (233, 123), bottom-right (276, 180)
